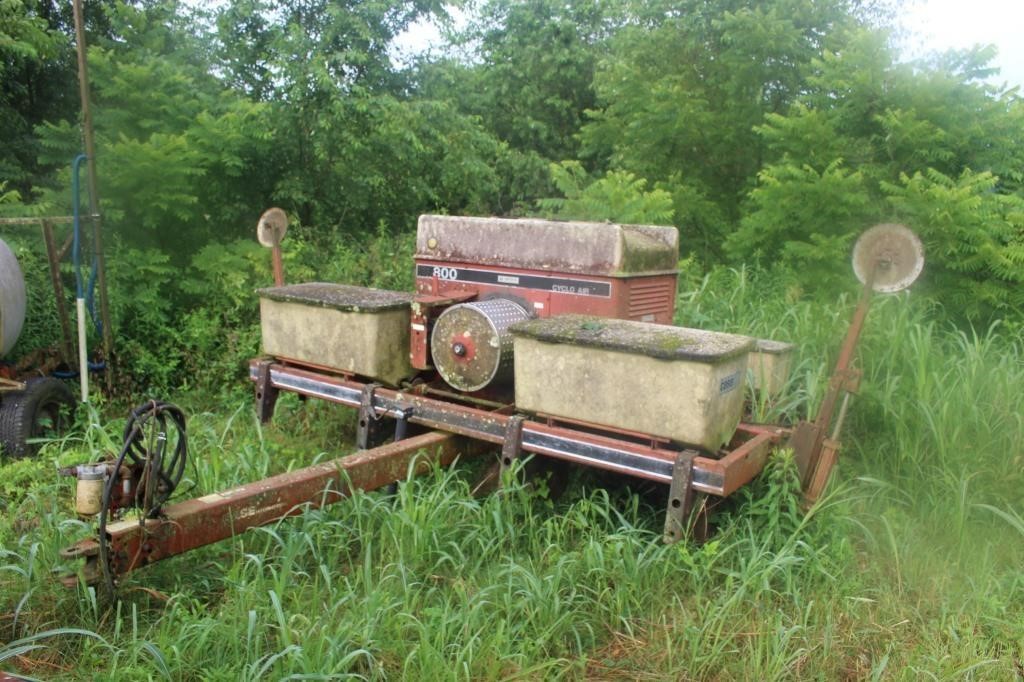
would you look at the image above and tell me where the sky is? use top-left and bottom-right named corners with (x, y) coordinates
top-left (395, 0), bottom-right (1024, 92)
top-left (897, 0), bottom-right (1024, 91)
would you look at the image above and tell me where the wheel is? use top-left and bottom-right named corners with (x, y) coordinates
top-left (0, 377), bottom-right (75, 458)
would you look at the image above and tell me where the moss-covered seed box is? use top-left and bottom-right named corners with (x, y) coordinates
top-left (258, 283), bottom-right (414, 386)
top-left (510, 315), bottom-right (754, 451)
top-left (748, 339), bottom-right (796, 396)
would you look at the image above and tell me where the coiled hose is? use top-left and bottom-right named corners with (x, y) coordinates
top-left (98, 400), bottom-right (188, 598)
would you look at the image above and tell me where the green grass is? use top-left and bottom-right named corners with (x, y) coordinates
top-left (2, 268), bottom-right (1023, 679)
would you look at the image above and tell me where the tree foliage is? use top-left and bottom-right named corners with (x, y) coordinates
top-left (0, 0), bottom-right (1022, 386)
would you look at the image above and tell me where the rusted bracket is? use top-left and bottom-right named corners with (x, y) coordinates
top-left (254, 360), bottom-right (279, 424)
top-left (804, 437), bottom-right (841, 504)
top-left (663, 450), bottom-right (699, 544)
top-left (393, 406), bottom-right (414, 442)
top-left (499, 414), bottom-right (526, 485)
top-left (356, 383), bottom-right (390, 450)
top-left (384, 406), bottom-right (415, 496)
top-left (831, 367), bottom-right (862, 394)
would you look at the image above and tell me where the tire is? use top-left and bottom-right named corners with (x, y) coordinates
top-left (0, 377), bottom-right (75, 458)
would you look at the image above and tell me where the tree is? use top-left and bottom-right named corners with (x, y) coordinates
top-left (537, 160), bottom-right (674, 224)
top-left (0, 0), bottom-right (101, 194)
top-left (456, 0), bottom-right (613, 162)
top-left (728, 30), bottom-right (1024, 318)
top-left (581, 0), bottom-right (869, 258)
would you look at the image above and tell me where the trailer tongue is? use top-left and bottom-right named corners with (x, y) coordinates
top-left (57, 216), bottom-right (924, 598)
top-left (60, 430), bottom-right (478, 593)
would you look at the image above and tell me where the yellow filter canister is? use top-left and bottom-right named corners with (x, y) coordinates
top-left (75, 465), bottom-right (106, 516)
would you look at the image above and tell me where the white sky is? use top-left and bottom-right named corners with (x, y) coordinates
top-left (898, 0), bottom-right (1024, 91)
top-left (395, 1), bottom-right (1024, 92)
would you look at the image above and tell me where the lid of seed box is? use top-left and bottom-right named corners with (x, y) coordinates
top-left (258, 283), bottom-right (412, 312)
top-left (754, 338), bottom-right (795, 355)
top-left (415, 215), bottom-right (678, 276)
top-left (510, 315), bottom-right (754, 363)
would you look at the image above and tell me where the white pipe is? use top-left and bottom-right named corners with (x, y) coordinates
top-left (76, 297), bottom-right (88, 402)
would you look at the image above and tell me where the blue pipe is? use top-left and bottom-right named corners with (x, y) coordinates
top-left (72, 153), bottom-right (87, 299)
top-left (71, 154), bottom-right (103, 338)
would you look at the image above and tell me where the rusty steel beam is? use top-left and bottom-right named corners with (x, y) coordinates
top-left (705, 431), bottom-right (778, 497)
top-left (61, 431), bottom-right (479, 585)
top-left (249, 361), bottom-right (786, 495)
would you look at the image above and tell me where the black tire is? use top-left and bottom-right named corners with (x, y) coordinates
top-left (0, 377), bottom-right (75, 458)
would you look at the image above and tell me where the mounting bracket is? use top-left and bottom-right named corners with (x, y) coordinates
top-left (254, 360), bottom-right (279, 424)
top-left (663, 449), bottom-right (699, 544)
top-left (356, 383), bottom-right (390, 450)
top-left (499, 414), bottom-right (526, 486)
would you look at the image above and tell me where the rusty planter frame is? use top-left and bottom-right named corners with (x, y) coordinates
top-left (59, 361), bottom-right (787, 587)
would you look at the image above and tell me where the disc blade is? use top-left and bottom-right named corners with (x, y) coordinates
top-left (257, 208), bottom-right (289, 248)
top-left (852, 223), bottom-right (924, 293)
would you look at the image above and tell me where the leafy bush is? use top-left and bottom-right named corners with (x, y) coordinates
top-left (537, 161), bottom-right (675, 224)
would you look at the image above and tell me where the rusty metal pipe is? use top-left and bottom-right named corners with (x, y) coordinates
top-left (271, 244), bottom-right (284, 286)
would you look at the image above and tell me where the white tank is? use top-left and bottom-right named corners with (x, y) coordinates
top-left (0, 237), bottom-right (27, 357)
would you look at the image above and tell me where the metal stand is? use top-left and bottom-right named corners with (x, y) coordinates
top-left (384, 406), bottom-right (415, 496)
top-left (663, 450), bottom-right (699, 544)
top-left (255, 360), bottom-right (279, 424)
top-left (499, 414), bottom-right (526, 486)
top-left (356, 383), bottom-right (390, 450)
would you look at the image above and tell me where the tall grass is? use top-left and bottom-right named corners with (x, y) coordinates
top-left (1, 266), bottom-right (1022, 679)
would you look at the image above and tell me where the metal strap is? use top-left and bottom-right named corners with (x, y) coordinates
top-left (254, 360), bottom-right (279, 424)
top-left (356, 383), bottom-right (389, 450)
top-left (499, 414), bottom-right (526, 483)
top-left (663, 450), bottom-right (698, 544)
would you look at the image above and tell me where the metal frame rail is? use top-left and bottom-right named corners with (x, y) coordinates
top-left (250, 361), bottom-right (785, 497)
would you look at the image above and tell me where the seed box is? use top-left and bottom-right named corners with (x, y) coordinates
top-left (511, 315), bottom-right (754, 451)
top-left (258, 283), bottom-right (414, 386)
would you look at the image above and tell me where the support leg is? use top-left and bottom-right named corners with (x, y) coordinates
top-left (385, 406), bottom-right (415, 496)
top-left (255, 360), bottom-right (279, 424)
top-left (356, 383), bottom-right (390, 450)
top-left (499, 414), bottom-right (526, 487)
top-left (663, 450), bottom-right (698, 544)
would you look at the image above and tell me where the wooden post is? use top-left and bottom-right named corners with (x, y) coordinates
top-left (72, 0), bottom-right (113, 388)
top-left (41, 220), bottom-right (75, 366)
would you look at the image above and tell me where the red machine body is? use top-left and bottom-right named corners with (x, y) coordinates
top-left (410, 215), bottom-right (679, 370)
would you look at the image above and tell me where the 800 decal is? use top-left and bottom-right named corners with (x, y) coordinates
top-left (431, 266), bottom-right (459, 280)
top-left (414, 264), bottom-right (613, 298)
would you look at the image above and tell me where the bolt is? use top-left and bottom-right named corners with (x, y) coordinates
top-left (452, 342), bottom-right (467, 357)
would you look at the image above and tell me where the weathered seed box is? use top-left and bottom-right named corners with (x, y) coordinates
top-left (510, 315), bottom-right (755, 451)
top-left (258, 283), bottom-right (414, 386)
top-left (748, 339), bottom-right (796, 396)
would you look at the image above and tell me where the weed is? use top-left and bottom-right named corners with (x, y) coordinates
top-left (1, 269), bottom-right (1022, 678)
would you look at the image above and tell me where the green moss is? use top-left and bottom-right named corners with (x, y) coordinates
top-left (510, 314), bottom-right (754, 362)
top-left (614, 229), bottom-right (679, 274)
top-left (258, 282), bottom-right (411, 312)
